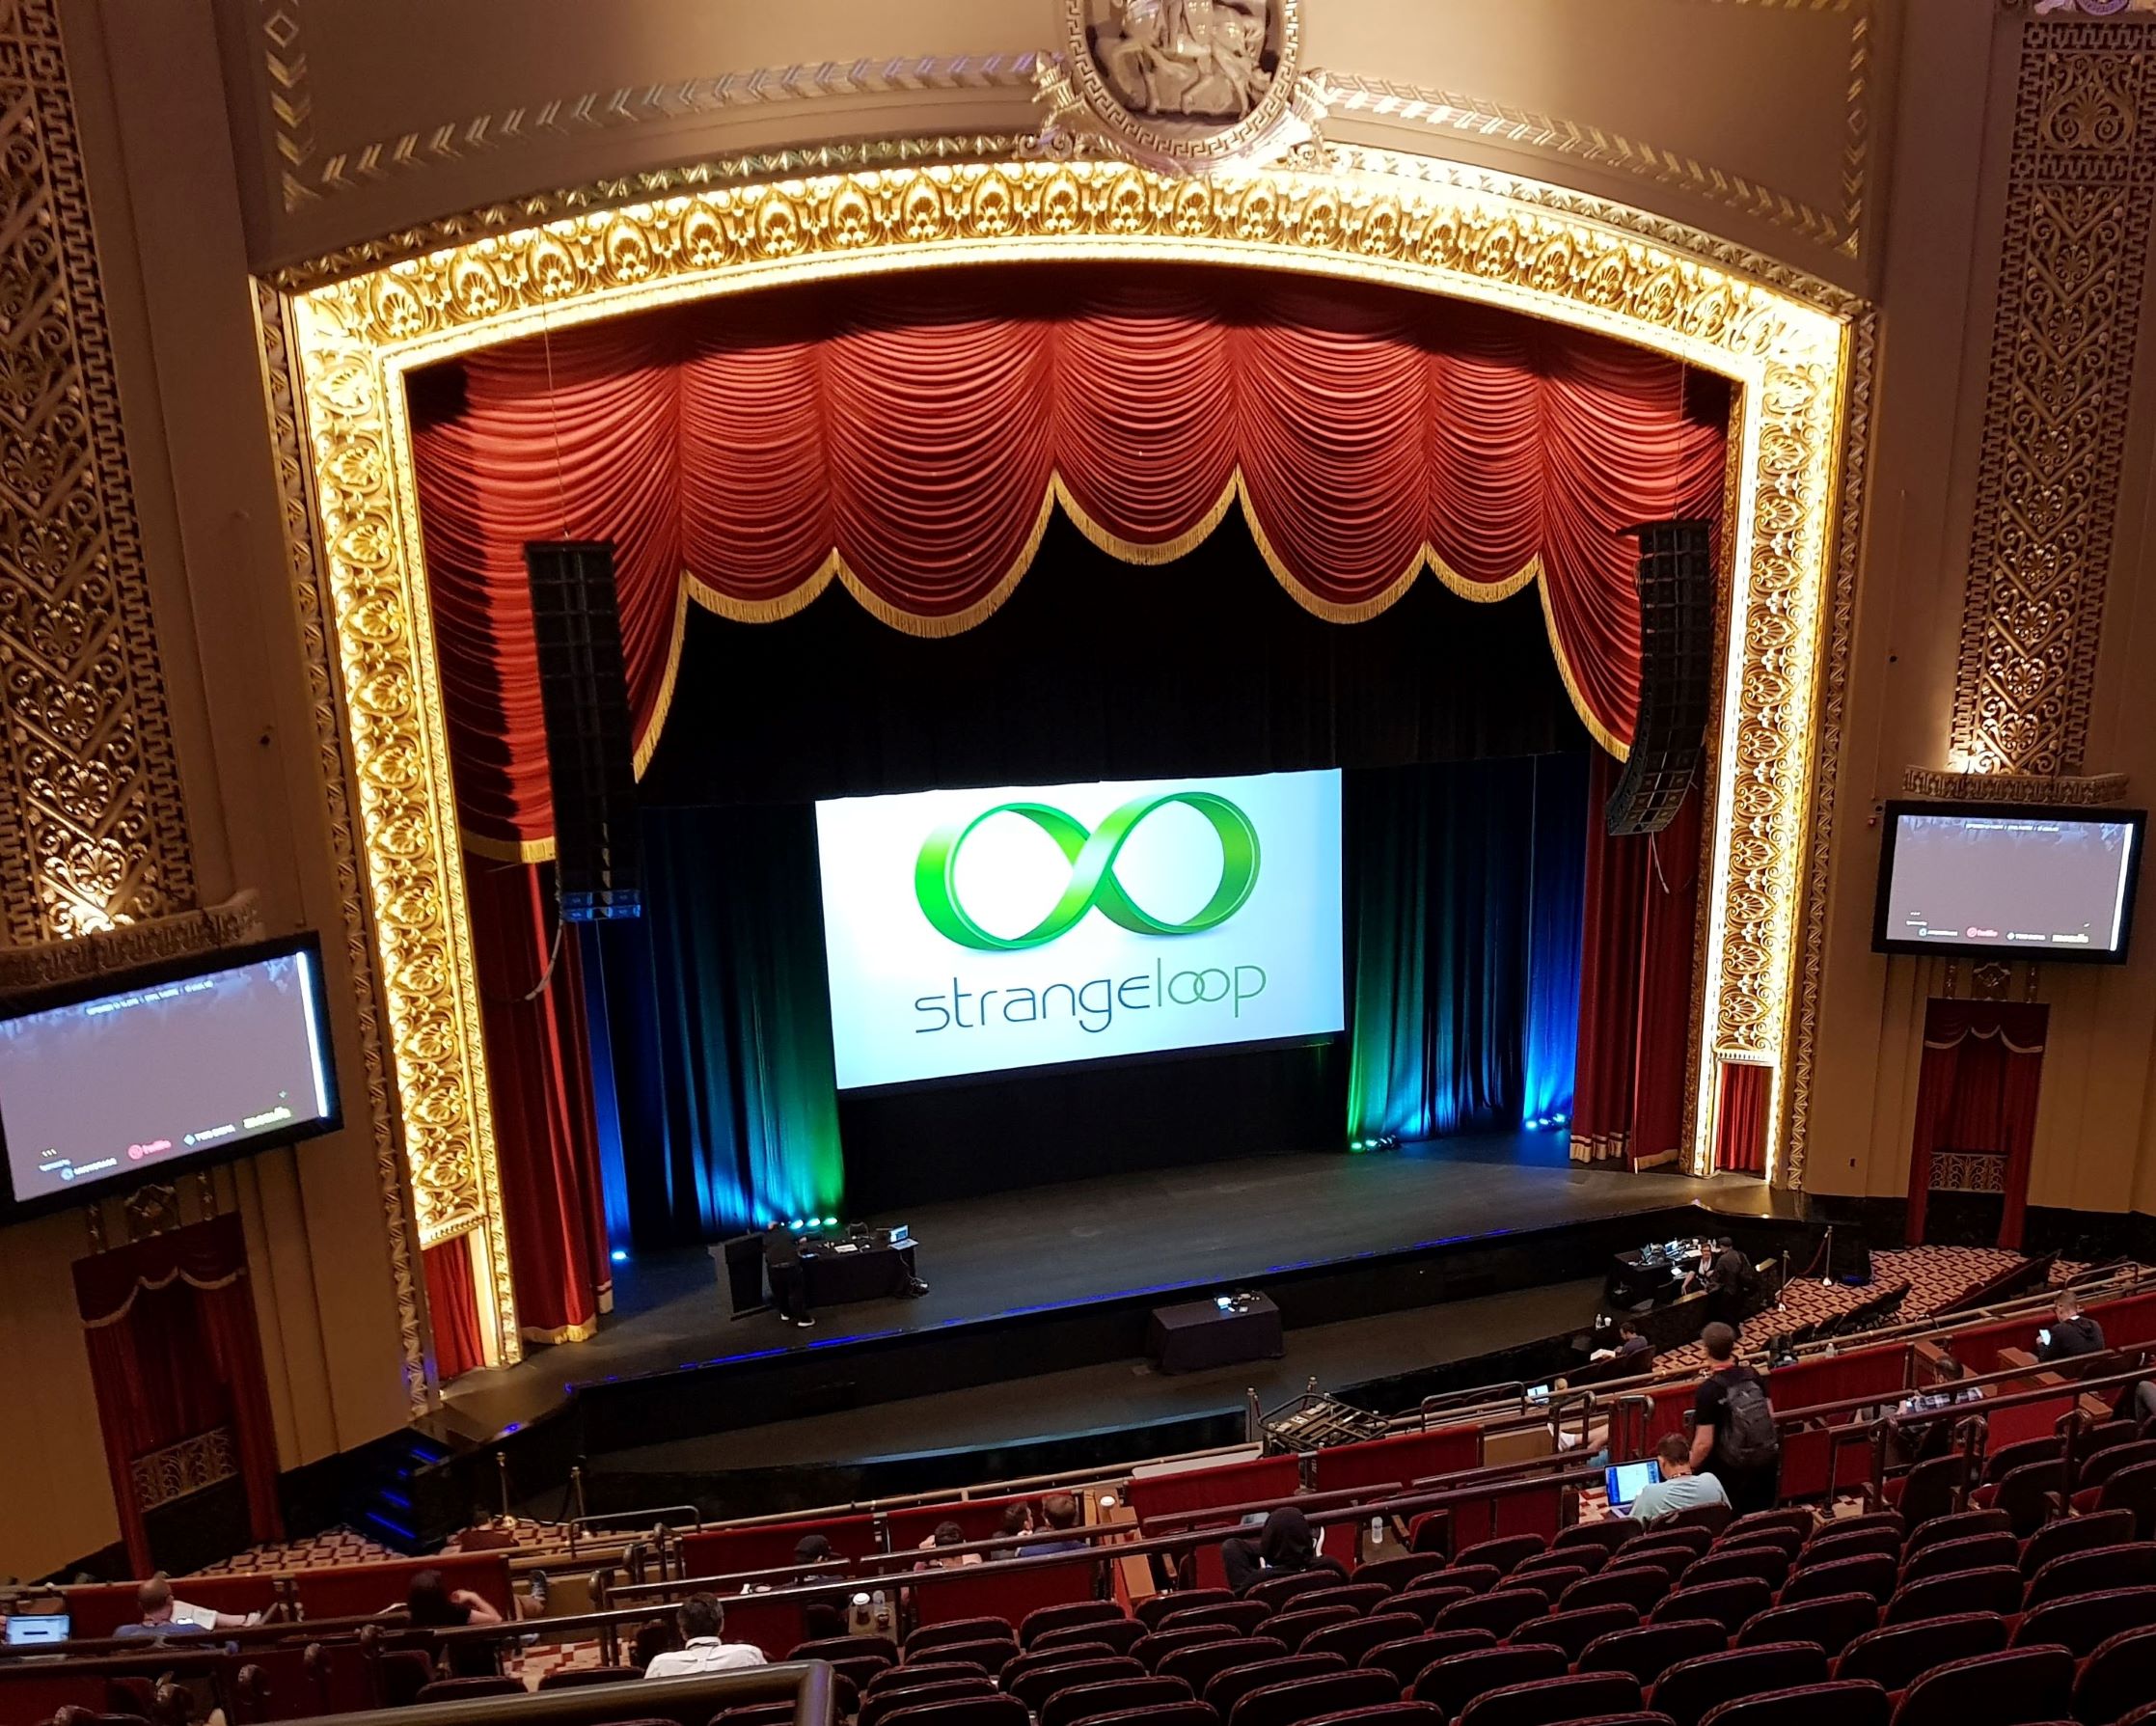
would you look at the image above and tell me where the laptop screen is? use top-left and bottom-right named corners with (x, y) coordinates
top-left (5, 1613), bottom-right (69, 1646)
top-left (1604, 1459), bottom-right (1661, 1509)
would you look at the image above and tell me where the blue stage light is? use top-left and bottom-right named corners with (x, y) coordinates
top-left (610, 1247), bottom-right (629, 1264)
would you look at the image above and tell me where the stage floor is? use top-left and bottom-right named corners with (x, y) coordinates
top-left (445, 1135), bottom-right (1767, 1439)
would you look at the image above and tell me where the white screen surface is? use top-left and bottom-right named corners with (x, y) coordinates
top-left (815, 770), bottom-right (1345, 1090)
top-left (1880, 810), bottom-right (2141, 956)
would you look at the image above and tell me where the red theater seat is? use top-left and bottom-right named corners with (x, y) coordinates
top-left (1509, 1605), bottom-right (1643, 1661)
top-left (1698, 1682), bottom-right (1890, 1726)
top-left (2010, 1586), bottom-right (2156, 1657)
top-left (1035, 1624), bottom-right (1147, 1658)
top-left (1135, 1627), bottom-right (1242, 1671)
top-left (909, 1621), bottom-right (1016, 1659)
top-left (1039, 1676), bottom-right (1195, 1726)
top-left (1008, 1658), bottom-right (1148, 1714)
top-left (1358, 1629), bottom-right (1497, 1687)
top-left (863, 1682), bottom-right (999, 1726)
top-left (1300, 1616), bottom-right (1424, 1667)
top-left (1902, 1535), bottom-right (2020, 1584)
top-left (1887, 1645), bottom-right (2075, 1726)
top-left (2020, 1512), bottom-right (2135, 1580)
top-left (1576, 1622), bottom-right (1728, 1690)
top-left (1834, 1614), bottom-right (2007, 1692)
top-left (1026, 1605), bottom-right (1135, 1647)
top-left (1458, 1674), bottom-right (1645, 1726)
top-left (1410, 1644), bottom-right (1569, 1719)
top-left (1649, 1645), bottom-right (1830, 1726)
top-left (1883, 1567), bottom-right (2025, 1625)
top-left (1204, 1656), bottom-right (1350, 1721)
top-left (1229, 1671), bottom-right (1401, 1726)
top-left (1905, 1512), bottom-right (2012, 1562)
top-left (2074, 1624), bottom-right (2156, 1726)
top-left (1735, 1593), bottom-right (1878, 1658)
top-left (1157, 1637), bottom-right (1290, 1693)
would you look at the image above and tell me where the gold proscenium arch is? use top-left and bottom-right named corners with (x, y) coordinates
top-left (277, 155), bottom-right (1853, 1363)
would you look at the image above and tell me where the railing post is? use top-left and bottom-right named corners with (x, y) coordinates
top-left (1245, 1386), bottom-right (1262, 1445)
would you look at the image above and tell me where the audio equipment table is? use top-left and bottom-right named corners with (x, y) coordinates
top-left (797, 1227), bottom-right (919, 1307)
top-left (1148, 1291), bottom-right (1283, 1374)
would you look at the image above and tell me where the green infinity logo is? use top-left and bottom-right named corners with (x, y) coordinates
top-left (914, 792), bottom-right (1263, 951)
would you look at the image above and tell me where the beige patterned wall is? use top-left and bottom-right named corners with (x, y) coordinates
top-left (0, 0), bottom-right (193, 942)
top-left (1951, 15), bottom-right (2156, 777)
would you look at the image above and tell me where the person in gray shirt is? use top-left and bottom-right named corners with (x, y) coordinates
top-left (1625, 1434), bottom-right (1732, 1521)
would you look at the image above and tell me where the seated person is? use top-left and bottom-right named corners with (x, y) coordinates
top-left (1019, 1493), bottom-right (1088, 1557)
top-left (790, 1534), bottom-right (845, 1641)
top-left (988, 1503), bottom-right (1034, 1561)
top-left (1591, 1320), bottom-right (1654, 1368)
top-left (113, 1574), bottom-right (258, 1637)
top-left (2036, 1289), bottom-right (2106, 1362)
top-left (630, 1618), bottom-right (681, 1672)
top-left (914, 1520), bottom-right (981, 1570)
top-left (1624, 1434), bottom-right (1730, 1520)
top-left (643, 1593), bottom-right (767, 1678)
top-left (1221, 1505), bottom-right (1348, 1595)
top-left (402, 1569), bottom-right (507, 1679)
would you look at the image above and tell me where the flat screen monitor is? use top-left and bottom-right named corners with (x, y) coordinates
top-left (1605, 1460), bottom-right (1661, 1511)
top-left (0, 934), bottom-right (341, 1218)
top-left (814, 769), bottom-right (1346, 1091)
top-left (1872, 801), bottom-right (2145, 964)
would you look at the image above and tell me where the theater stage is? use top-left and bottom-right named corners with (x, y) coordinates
top-left (433, 1136), bottom-right (1798, 1517)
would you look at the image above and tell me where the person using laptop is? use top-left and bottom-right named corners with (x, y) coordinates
top-left (1624, 1435), bottom-right (1730, 1520)
top-left (113, 1575), bottom-right (258, 1638)
top-left (2036, 1289), bottom-right (2105, 1362)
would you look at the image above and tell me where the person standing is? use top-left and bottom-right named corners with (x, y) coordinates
top-left (765, 1221), bottom-right (814, 1329)
top-left (1690, 1321), bottom-right (1781, 1515)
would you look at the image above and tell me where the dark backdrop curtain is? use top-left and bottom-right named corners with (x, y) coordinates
top-left (1346, 754), bottom-right (1586, 1142)
top-left (1570, 750), bottom-right (1703, 1166)
top-left (589, 806), bottom-right (844, 1245)
top-left (73, 1215), bottom-right (283, 1574)
top-left (1905, 1000), bottom-right (2047, 1249)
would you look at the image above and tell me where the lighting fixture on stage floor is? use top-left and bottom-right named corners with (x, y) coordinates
top-left (610, 1247), bottom-right (629, 1264)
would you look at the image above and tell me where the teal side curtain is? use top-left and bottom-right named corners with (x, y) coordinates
top-left (589, 806), bottom-right (844, 1246)
top-left (1346, 754), bottom-right (1586, 1143)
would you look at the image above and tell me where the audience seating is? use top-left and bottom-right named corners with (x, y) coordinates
top-left (1650, 1580), bottom-right (1774, 1635)
top-left (1038, 1675), bottom-right (1192, 1726)
top-left (1890, 1645), bottom-right (2076, 1726)
top-left (862, 1681), bottom-right (997, 1726)
top-left (2021, 1513), bottom-right (2135, 1579)
top-left (1697, 1681), bottom-right (1891, 1726)
top-left (1577, 1622), bottom-right (1729, 1689)
top-left (1837, 1615), bottom-right (2010, 1692)
top-left (1302, 1615), bottom-right (1422, 1666)
top-left (2074, 1625), bottom-right (2156, 1726)
top-left (1734, 1593), bottom-right (1877, 1657)
top-left (2025, 1544), bottom-right (2156, 1607)
top-left (1008, 1657), bottom-right (1147, 1713)
top-left (1512, 1605), bottom-right (1643, 1660)
top-left (1563, 1570), bottom-right (1673, 1615)
top-left (1905, 1512), bottom-right (2012, 1558)
top-left (1883, 1566), bottom-right (2025, 1624)
top-left (1158, 1636), bottom-right (1289, 1692)
top-left (1034, 1622), bottom-right (1148, 1658)
top-left (1458, 1673), bottom-right (1645, 1726)
top-left (1411, 1645), bottom-right (1569, 1718)
top-left (1205, 1655), bottom-right (1350, 1720)
top-left (1140, 1594), bottom-right (1236, 1630)
top-left (1437, 1590), bottom-right (1549, 1639)
top-left (1648, 1644), bottom-right (1830, 1726)
top-left (1902, 1534), bottom-right (2020, 1583)
top-left (2011, 1587), bottom-right (2156, 1656)
top-left (1231, 1670), bottom-right (1399, 1726)
top-left (1134, 1627), bottom-right (1242, 1670)
top-left (1359, 1629), bottom-right (1496, 1687)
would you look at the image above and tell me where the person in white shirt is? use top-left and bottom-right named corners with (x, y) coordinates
top-left (642, 1594), bottom-right (768, 1679)
top-left (1624, 1435), bottom-right (1732, 1521)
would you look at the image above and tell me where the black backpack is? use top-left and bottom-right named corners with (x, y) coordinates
top-left (1715, 1374), bottom-right (1782, 1471)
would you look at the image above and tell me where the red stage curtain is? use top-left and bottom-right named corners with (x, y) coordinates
top-left (411, 268), bottom-right (1729, 854)
top-left (1904, 1000), bottom-right (2048, 1248)
top-left (466, 860), bottom-right (612, 1343)
top-left (72, 1215), bottom-right (284, 1574)
top-left (1713, 1062), bottom-right (1769, 1176)
top-left (1569, 751), bottom-right (1704, 1167)
top-left (423, 1235), bottom-right (486, 1382)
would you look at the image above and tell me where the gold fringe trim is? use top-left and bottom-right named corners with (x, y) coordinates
top-left (82, 1267), bottom-right (245, 1329)
top-left (458, 472), bottom-right (1632, 856)
top-left (521, 1316), bottom-right (602, 1346)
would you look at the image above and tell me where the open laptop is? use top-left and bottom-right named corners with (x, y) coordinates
top-left (5, 1612), bottom-right (69, 1647)
top-left (1603, 1459), bottom-right (1662, 1512)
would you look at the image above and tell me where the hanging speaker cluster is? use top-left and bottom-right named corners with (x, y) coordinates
top-left (526, 540), bottom-right (641, 920)
top-left (1604, 518), bottom-right (1715, 838)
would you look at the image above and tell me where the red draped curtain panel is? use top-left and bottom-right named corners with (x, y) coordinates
top-left (1905, 1000), bottom-right (2048, 1249)
top-left (423, 1234), bottom-right (487, 1382)
top-left (409, 267), bottom-right (1730, 856)
top-left (1713, 1061), bottom-right (1769, 1176)
top-left (1570, 750), bottom-right (1704, 1168)
top-left (467, 860), bottom-right (612, 1344)
top-left (72, 1215), bottom-right (284, 1574)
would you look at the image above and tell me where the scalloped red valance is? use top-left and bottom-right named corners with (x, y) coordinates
top-left (410, 266), bottom-right (1728, 853)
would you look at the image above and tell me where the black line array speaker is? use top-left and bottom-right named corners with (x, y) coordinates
top-left (526, 539), bottom-right (641, 920)
top-left (1605, 518), bottom-right (1715, 838)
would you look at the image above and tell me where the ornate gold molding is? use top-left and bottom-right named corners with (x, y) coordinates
top-left (252, 3), bottom-right (1869, 260)
top-left (1784, 305), bottom-right (1878, 1192)
top-left (0, 889), bottom-right (260, 994)
top-left (0, 0), bottom-right (195, 942)
top-left (1951, 21), bottom-right (2156, 776)
top-left (252, 283), bottom-right (433, 1409)
top-left (273, 152), bottom-right (1851, 1224)
top-left (1901, 765), bottom-right (2130, 804)
top-left (129, 1426), bottom-right (237, 1514)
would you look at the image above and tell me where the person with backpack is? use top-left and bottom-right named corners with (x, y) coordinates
top-left (1690, 1320), bottom-right (1781, 1514)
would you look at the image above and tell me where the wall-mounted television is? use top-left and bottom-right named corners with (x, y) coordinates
top-left (0, 934), bottom-right (341, 1219)
top-left (1872, 801), bottom-right (2146, 964)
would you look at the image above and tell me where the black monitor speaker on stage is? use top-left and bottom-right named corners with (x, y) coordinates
top-left (527, 539), bottom-right (641, 920)
top-left (1605, 518), bottom-right (1715, 838)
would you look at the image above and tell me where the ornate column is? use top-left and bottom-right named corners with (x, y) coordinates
top-left (1951, 8), bottom-right (2156, 777)
top-left (0, 0), bottom-right (194, 939)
